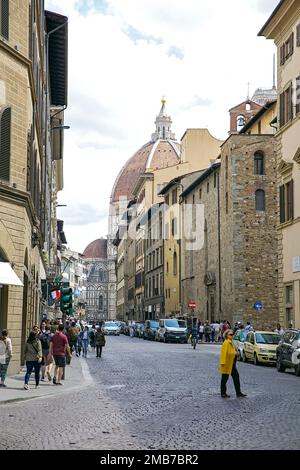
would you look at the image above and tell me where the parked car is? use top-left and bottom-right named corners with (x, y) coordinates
top-left (135, 323), bottom-right (145, 338)
top-left (243, 331), bottom-right (280, 365)
top-left (276, 329), bottom-right (300, 376)
top-left (103, 321), bottom-right (120, 336)
top-left (233, 329), bottom-right (248, 361)
top-left (143, 320), bottom-right (159, 340)
top-left (156, 318), bottom-right (188, 343)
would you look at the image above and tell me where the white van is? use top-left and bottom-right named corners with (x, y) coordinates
top-left (156, 318), bottom-right (188, 343)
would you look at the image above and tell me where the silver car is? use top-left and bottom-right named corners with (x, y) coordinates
top-left (233, 329), bottom-right (248, 361)
top-left (103, 321), bottom-right (120, 336)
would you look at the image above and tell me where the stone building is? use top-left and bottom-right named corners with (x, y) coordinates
top-left (0, 3), bottom-right (68, 373)
top-left (180, 104), bottom-right (279, 329)
top-left (259, 0), bottom-right (300, 328)
top-left (83, 239), bottom-right (108, 322)
top-left (143, 203), bottom-right (164, 320)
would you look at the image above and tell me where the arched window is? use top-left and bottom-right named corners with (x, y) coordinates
top-left (99, 295), bottom-right (103, 310)
top-left (173, 252), bottom-right (177, 276)
top-left (236, 115), bottom-right (245, 132)
top-left (0, 107), bottom-right (11, 181)
top-left (254, 152), bottom-right (264, 175)
top-left (255, 189), bottom-right (265, 211)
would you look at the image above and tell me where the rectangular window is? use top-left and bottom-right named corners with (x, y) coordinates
top-left (285, 284), bottom-right (294, 325)
top-left (297, 24), bottom-right (300, 47)
top-left (214, 172), bottom-right (217, 188)
top-left (172, 189), bottom-right (177, 205)
top-left (280, 84), bottom-right (293, 127)
top-left (280, 180), bottom-right (294, 223)
top-left (280, 44), bottom-right (285, 65)
top-left (207, 182), bottom-right (209, 193)
top-left (165, 194), bottom-right (169, 206)
top-left (0, 0), bottom-right (9, 40)
top-left (285, 33), bottom-right (294, 60)
top-left (199, 188), bottom-right (202, 199)
top-left (171, 217), bottom-right (177, 236)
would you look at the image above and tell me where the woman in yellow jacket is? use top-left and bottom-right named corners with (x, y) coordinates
top-left (219, 329), bottom-right (247, 398)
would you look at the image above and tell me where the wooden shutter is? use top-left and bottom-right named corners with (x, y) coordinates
top-left (296, 76), bottom-right (300, 115)
top-left (287, 180), bottom-right (294, 220)
top-left (280, 44), bottom-right (285, 65)
top-left (1, 0), bottom-right (9, 40)
top-left (279, 185), bottom-right (285, 224)
top-left (280, 92), bottom-right (285, 127)
top-left (290, 32), bottom-right (294, 55)
top-left (0, 107), bottom-right (11, 181)
top-left (297, 24), bottom-right (300, 46)
top-left (287, 85), bottom-right (293, 122)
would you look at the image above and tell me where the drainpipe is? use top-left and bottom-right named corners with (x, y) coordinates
top-left (217, 170), bottom-right (222, 319)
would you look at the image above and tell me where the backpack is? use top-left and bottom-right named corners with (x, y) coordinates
top-left (0, 339), bottom-right (6, 356)
top-left (39, 331), bottom-right (50, 350)
top-left (68, 327), bottom-right (78, 343)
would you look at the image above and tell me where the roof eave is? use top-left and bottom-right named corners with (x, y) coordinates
top-left (258, 0), bottom-right (285, 37)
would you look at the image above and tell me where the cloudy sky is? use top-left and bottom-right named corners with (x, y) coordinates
top-left (45, 0), bottom-right (278, 253)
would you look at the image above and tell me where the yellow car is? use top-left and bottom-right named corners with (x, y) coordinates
top-left (243, 331), bottom-right (281, 365)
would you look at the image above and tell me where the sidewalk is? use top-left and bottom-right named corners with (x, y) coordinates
top-left (0, 356), bottom-right (88, 404)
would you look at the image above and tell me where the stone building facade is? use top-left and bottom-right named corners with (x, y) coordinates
top-left (0, 2), bottom-right (68, 373)
top-left (180, 131), bottom-right (278, 329)
top-left (259, 0), bottom-right (300, 328)
top-left (143, 203), bottom-right (164, 320)
top-left (83, 239), bottom-right (108, 322)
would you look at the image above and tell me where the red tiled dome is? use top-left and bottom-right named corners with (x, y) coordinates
top-left (110, 140), bottom-right (180, 204)
top-left (83, 239), bottom-right (107, 259)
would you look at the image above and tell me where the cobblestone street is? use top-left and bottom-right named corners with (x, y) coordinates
top-left (0, 336), bottom-right (299, 450)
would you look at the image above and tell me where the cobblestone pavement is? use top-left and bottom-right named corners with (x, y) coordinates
top-left (0, 336), bottom-right (299, 450)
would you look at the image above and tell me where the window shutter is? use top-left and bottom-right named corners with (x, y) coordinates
top-left (280, 92), bottom-right (285, 127)
top-left (0, 107), bottom-right (11, 181)
top-left (1, 0), bottom-right (9, 40)
top-left (280, 44), bottom-right (285, 65)
top-left (279, 185), bottom-right (285, 224)
top-left (297, 24), bottom-right (300, 46)
top-left (290, 32), bottom-right (294, 55)
top-left (287, 85), bottom-right (293, 122)
top-left (296, 76), bottom-right (300, 115)
top-left (290, 179), bottom-right (294, 220)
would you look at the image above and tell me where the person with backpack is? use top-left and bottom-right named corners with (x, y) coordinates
top-left (95, 327), bottom-right (106, 358)
top-left (0, 330), bottom-right (12, 388)
top-left (38, 321), bottom-right (53, 381)
top-left (67, 322), bottom-right (79, 356)
top-left (24, 331), bottom-right (43, 390)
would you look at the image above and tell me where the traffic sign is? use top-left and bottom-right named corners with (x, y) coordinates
top-left (254, 301), bottom-right (263, 311)
top-left (188, 301), bottom-right (196, 309)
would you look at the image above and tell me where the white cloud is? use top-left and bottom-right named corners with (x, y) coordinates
top-left (46, 0), bottom-right (278, 253)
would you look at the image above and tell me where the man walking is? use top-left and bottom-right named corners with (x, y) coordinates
top-left (48, 324), bottom-right (70, 385)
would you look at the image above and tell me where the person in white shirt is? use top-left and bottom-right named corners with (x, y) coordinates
top-left (0, 330), bottom-right (12, 387)
top-left (274, 323), bottom-right (284, 335)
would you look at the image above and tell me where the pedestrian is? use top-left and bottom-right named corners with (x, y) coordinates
top-left (89, 325), bottom-right (96, 351)
top-left (198, 322), bottom-right (204, 342)
top-left (244, 321), bottom-right (253, 332)
top-left (95, 327), bottom-right (106, 358)
top-left (210, 322), bottom-right (215, 342)
top-left (0, 329), bottom-right (12, 388)
top-left (219, 329), bottom-right (247, 399)
top-left (67, 321), bottom-right (79, 356)
top-left (48, 324), bottom-right (70, 385)
top-left (24, 331), bottom-right (43, 390)
top-left (38, 321), bottom-right (53, 382)
top-left (82, 326), bottom-right (89, 358)
top-left (204, 322), bottom-right (211, 343)
top-left (274, 323), bottom-right (284, 335)
top-left (77, 328), bottom-right (83, 356)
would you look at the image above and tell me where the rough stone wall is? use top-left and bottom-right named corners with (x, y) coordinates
top-left (220, 135), bottom-right (278, 329)
top-left (181, 169), bottom-right (220, 321)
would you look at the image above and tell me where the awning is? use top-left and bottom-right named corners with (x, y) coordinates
top-left (0, 262), bottom-right (23, 286)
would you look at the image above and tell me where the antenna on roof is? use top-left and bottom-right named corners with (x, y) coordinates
top-left (273, 53), bottom-right (276, 89)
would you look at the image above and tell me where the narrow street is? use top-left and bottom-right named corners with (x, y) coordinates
top-left (0, 336), bottom-right (299, 450)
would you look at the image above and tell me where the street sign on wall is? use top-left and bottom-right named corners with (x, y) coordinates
top-left (254, 301), bottom-right (263, 311)
top-left (188, 301), bottom-right (196, 309)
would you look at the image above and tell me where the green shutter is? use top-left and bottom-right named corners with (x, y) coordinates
top-left (0, 107), bottom-right (11, 181)
top-left (1, 0), bottom-right (9, 40)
